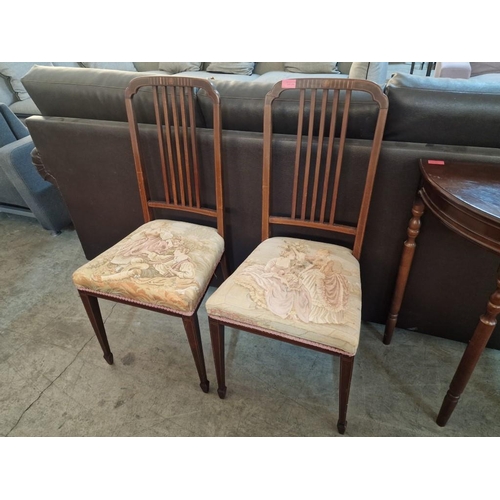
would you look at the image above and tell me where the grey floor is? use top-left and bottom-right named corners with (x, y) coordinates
top-left (2, 62), bottom-right (497, 439)
top-left (1, 211), bottom-right (499, 437)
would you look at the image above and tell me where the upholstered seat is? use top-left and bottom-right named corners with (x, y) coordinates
top-left (73, 219), bottom-right (224, 315)
top-left (206, 237), bottom-right (361, 355)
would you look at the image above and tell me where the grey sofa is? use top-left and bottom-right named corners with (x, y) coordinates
top-left (1, 61), bottom-right (389, 118)
top-left (0, 103), bottom-right (71, 232)
top-left (21, 65), bottom-right (500, 349)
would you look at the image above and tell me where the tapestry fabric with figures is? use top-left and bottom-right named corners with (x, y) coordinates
top-left (206, 237), bottom-right (361, 355)
top-left (72, 220), bottom-right (224, 315)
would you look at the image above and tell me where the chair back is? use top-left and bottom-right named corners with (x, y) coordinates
top-left (124, 76), bottom-right (224, 237)
top-left (262, 78), bottom-right (388, 259)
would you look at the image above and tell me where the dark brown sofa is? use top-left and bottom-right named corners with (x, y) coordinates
top-left (22, 66), bottom-right (500, 348)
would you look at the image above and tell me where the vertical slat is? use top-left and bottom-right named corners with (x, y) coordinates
top-left (329, 89), bottom-right (352, 225)
top-left (291, 89), bottom-right (305, 219)
top-left (262, 92), bottom-right (275, 241)
top-left (161, 86), bottom-right (178, 205)
top-left (125, 97), bottom-right (152, 222)
top-left (188, 89), bottom-right (201, 208)
top-left (153, 87), bottom-right (170, 204)
top-left (212, 97), bottom-right (225, 239)
top-left (310, 89), bottom-right (329, 221)
top-left (320, 90), bottom-right (339, 223)
top-left (171, 87), bottom-right (186, 206)
top-left (352, 107), bottom-right (388, 259)
top-left (171, 87), bottom-right (186, 205)
top-left (180, 88), bottom-right (193, 206)
top-left (300, 89), bottom-right (317, 220)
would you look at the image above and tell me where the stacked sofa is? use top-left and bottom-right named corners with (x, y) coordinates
top-left (12, 64), bottom-right (500, 349)
top-left (0, 62), bottom-right (388, 119)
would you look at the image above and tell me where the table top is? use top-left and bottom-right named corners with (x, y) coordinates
top-left (419, 159), bottom-right (500, 255)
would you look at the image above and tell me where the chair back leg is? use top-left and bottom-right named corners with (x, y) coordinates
top-left (209, 317), bottom-right (227, 399)
top-left (337, 355), bottom-right (354, 434)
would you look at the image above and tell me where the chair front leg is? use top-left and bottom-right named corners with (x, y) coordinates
top-left (78, 290), bottom-right (114, 365)
top-left (209, 317), bottom-right (227, 399)
top-left (182, 314), bottom-right (210, 393)
top-left (337, 354), bottom-right (355, 435)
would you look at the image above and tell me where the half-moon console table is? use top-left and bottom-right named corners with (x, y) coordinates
top-left (383, 158), bottom-right (500, 426)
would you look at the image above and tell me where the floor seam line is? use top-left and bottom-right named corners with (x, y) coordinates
top-left (5, 334), bottom-right (94, 436)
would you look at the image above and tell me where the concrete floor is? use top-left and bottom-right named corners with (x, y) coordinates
top-left (1, 212), bottom-right (499, 437)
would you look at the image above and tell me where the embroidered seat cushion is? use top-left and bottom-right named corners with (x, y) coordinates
top-left (206, 237), bottom-right (361, 355)
top-left (73, 220), bottom-right (224, 315)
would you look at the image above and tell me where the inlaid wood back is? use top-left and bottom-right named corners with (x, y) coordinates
top-left (262, 79), bottom-right (388, 259)
top-left (125, 76), bottom-right (224, 238)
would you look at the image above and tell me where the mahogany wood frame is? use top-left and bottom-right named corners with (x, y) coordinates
top-left (384, 159), bottom-right (500, 426)
top-left (77, 76), bottom-right (227, 393)
top-left (209, 79), bottom-right (389, 434)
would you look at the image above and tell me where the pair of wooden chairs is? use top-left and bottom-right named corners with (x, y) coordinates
top-left (72, 75), bottom-right (388, 434)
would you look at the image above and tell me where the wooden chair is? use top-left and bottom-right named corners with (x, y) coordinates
top-left (72, 76), bottom-right (226, 393)
top-left (205, 78), bottom-right (388, 433)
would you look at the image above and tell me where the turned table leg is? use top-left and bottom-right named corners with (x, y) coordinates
top-left (436, 268), bottom-right (500, 426)
top-left (384, 195), bottom-right (425, 345)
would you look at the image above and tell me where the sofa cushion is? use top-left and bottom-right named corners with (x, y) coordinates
top-left (284, 62), bottom-right (339, 74)
top-left (349, 62), bottom-right (388, 86)
top-left (80, 62), bottom-right (137, 71)
top-left (384, 72), bottom-right (500, 147)
top-left (158, 62), bottom-right (202, 74)
top-left (9, 98), bottom-right (40, 117)
top-left (176, 71), bottom-right (259, 82)
top-left (0, 75), bottom-right (14, 106)
top-left (21, 65), bottom-right (204, 126)
top-left (206, 62), bottom-right (255, 76)
top-left (470, 62), bottom-right (500, 77)
top-left (197, 79), bottom-right (380, 137)
top-left (255, 71), bottom-right (348, 84)
top-left (0, 62), bottom-right (53, 100)
top-left (53, 62), bottom-right (82, 68)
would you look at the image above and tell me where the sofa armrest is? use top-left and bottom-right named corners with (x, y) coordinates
top-left (434, 62), bottom-right (471, 79)
top-left (0, 136), bottom-right (71, 231)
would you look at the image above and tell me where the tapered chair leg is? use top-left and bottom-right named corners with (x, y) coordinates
top-left (78, 290), bottom-right (114, 365)
top-left (182, 314), bottom-right (210, 393)
top-left (209, 317), bottom-right (227, 399)
top-left (220, 253), bottom-right (230, 281)
top-left (337, 355), bottom-right (355, 435)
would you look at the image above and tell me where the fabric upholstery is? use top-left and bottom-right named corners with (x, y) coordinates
top-left (0, 75), bottom-right (15, 106)
top-left (9, 98), bottom-right (40, 117)
top-left (0, 104), bottom-right (71, 229)
top-left (206, 62), bottom-right (255, 76)
top-left (206, 237), bottom-right (361, 355)
top-left (284, 62), bottom-right (339, 74)
top-left (80, 62), bottom-right (137, 71)
top-left (176, 71), bottom-right (259, 82)
top-left (159, 62), bottom-right (202, 74)
top-left (255, 71), bottom-right (348, 84)
top-left (52, 62), bottom-right (82, 68)
top-left (73, 219), bottom-right (224, 315)
top-left (470, 62), bottom-right (500, 77)
top-left (349, 62), bottom-right (388, 86)
top-left (0, 62), bottom-right (53, 100)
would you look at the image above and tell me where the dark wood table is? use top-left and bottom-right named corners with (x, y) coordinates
top-left (383, 159), bottom-right (500, 426)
